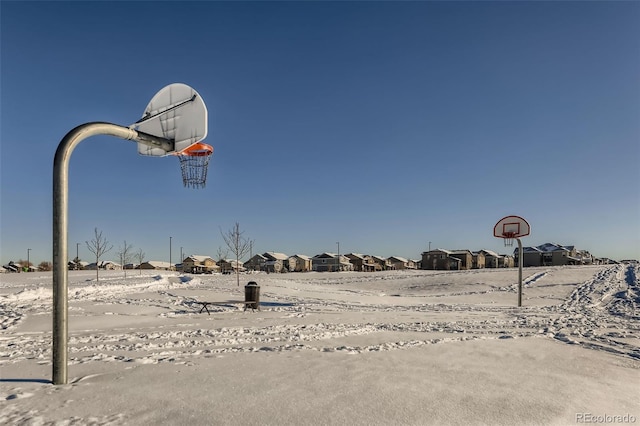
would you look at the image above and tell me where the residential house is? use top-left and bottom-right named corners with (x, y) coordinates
top-left (245, 254), bottom-right (267, 272)
top-left (4, 262), bottom-right (21, 273)
top-left (515, 243), bottom-right (584, 267)
top-left (104, 261), bottom-right (121, 270)
top-left (387, 256), bottom-right (416, 270)
top-left (218, 259), bottom-right (245, 274)
top-left (479, 250), bottom-right (501, 268)
top-left (370, 256), bottom-right (389, 271)
top-left (182, 255), bottom-right (218, 273)
top-left (515, 246), bottom-right (543, 267)
top-left (339, 255), bottom-right (354, 271)
top-left (345, 253), bottom-right (363, 271)
top-left (421, 249), bottom-right (463, 270)
top-left (312, 253), bottom-right (336, 272)
top-left (345, 253), bottom-right (370, 271)
top-left (312, 253), bottom-right (353, 272)
top-left (576, 250), bottom-right (595, 265)
top-left (85, 261), bottom-right (121, 270)
top-left (450, 250), bottom-right (473, 270)
top-left (139, 261), bottom-right (172, 270)
top-left (68, 260), bottom-right (86, 270)
top-left (4, 262), bottom-right (45, 272)
top-left (540, 243), bottom-right (577, 266)
top-left (500, 255), bottom-right (515, 268)
top-left (263, 252), bottom-right (289, 273)
top-left (361, 254), bottom-right (380, 272)
top-left (471, 251), bottom-right (486, 269)
top-left (288, 254), bottom-right (312, 272)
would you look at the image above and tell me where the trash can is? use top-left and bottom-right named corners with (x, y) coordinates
top-left (245, 281), bottom-right (260, 310)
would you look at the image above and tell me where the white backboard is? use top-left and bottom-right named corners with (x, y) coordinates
top-left (493, 215), bottom-right (531, 238)
top-left (133, 83), bottom-right (208, 157)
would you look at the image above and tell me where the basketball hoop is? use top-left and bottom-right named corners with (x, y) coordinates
top-left (493, 215), bottom-right (531, 308)
top-left (503, 232), bottom-right (516, 247)
top-left (174, 142), bottom-right (213, 188)
top-left (494, 215), bottom-right (530, 246)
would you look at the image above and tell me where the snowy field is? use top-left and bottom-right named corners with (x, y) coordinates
top-left (1, 265), bottom-right (639, 425)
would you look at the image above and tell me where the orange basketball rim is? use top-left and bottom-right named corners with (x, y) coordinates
top-left (174, 142), bottom-right (214, 157)
top-left (174, 141), bottom-right (214, 188)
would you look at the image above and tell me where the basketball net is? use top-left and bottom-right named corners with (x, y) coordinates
top-left (174, 142), bottom-right (213, 189)
top-left (503, 232), bottom-right (516, 247)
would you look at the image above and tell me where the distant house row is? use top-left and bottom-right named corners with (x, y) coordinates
top-left (243, 252), bottom-right (420, 273)
top-left (68, 260), bottom-right (175, 271)
top-left (60, 253), bottom-right (422, 274)
top-left (88, 251), bottom-right (513, 274)
top-left (424, 244), bottom-right (615, 269)
top-left (421, 249), bottom-right (515, 270)
top-left (1, 261), bottom-right (37, 273)
top-left (179, 243), bottom-right (610, 273)
top-left (2, 242), bottom-right (616, 274)
top-left (514, 243), bottom-right (601, 267)
top-left (172, 251), bottom-right (515, 273)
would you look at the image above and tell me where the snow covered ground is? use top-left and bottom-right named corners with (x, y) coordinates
top-left (1, 265), bottom-right (639, 425)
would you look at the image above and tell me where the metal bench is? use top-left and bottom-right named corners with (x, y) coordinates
top-left (194, 300), bottom-right (260, 314)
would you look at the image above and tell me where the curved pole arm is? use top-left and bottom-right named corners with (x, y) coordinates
top-left (52, 122), bottom-right (172, 385)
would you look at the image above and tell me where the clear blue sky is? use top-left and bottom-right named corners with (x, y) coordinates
top-left (1, 1), bottom-right (639, 266)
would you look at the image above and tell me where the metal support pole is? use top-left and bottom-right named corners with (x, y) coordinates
top-left (517, 238), bottom-right (523, 307)
top-left (53, 122), bottom-right (173, 385)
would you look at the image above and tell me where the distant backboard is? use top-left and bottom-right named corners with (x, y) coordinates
top-left (493, 215), bottom-right (530, 238)
top-left (133, 83), bottom-right (208, 157)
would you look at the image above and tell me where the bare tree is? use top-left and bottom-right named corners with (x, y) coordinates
top-left (72, 255), bottom-right (82, 270)
top-left (38, 261), bottom-right (52, 271)
top-left (115, 240), bottom-right (134, 278)
top-left (220, 222), bottom-right (252, 286)
top-left (17, 259), bottom-right (32, 272)
top-left (86, 227), bottom-right (113, 282)
top-left (135, 248), bottom-right (145, 275)
top-left (216, 246), bottom-right (229, 263)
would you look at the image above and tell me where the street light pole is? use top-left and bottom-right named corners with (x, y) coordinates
top-left (180, 247), bottom-right (183, 263)
top-left (75, 243), bottom-right (80, 270)
top-left (429, 241), bottom-right (431, 251)
top-left (336, 242), bottom-right (340, 272)
top-left (27, 248), bottom-right (32, 272)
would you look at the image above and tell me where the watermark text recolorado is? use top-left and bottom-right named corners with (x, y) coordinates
top-left (576, 413), bottom-right (637, 424)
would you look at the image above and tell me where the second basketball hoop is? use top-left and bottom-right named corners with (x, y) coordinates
top-left (174, 142), bottom-right (214, 189)
top-left (493, 215), bottom-right (531, 307)
top-left (493, 215), bottom-right (530, 247)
